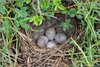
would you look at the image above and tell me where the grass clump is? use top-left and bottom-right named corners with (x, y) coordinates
top-left (68, 0), bottom-right (100, 67)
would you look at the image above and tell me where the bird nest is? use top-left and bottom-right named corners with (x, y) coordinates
top-left (17, 16), bottom-right (81, 67)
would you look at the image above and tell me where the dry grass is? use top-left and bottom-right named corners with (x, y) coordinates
top-left (18, 30), bottom-right (72, 67)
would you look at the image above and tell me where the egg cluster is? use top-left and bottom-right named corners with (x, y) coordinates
top-left (37, 28), bottom-right (67, 48)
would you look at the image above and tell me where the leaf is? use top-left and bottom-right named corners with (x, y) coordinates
top-left (70, 14), bottom-right (75, 17)
top-left (15, 8), bottom-right (22, 18)
top-left (52, 0), bottom-right (64, 11)
top-left (69, 8), bottom-right (76, 17)
top-left (14, 7), bottom-right (28, 18)
top-left (2, 20), bottom-right (10, 38)
top-left (0, 4), bottom-right (6, 14)
top-left (61, 10), bottom-right (68, 14)
top-left (21, 23), bottom-right (30, 30)
top-left (40, 0), bottom-right (49, 10)
top-left (76, 14), bottom-right (83, 20)
top-left (91, 4), bottom-right (98, 9)
top-left (48, 12), bottom-right (54, 17)
top-left (53, 0), bottom-right (61, 5)
top-left (16, 0), bottom-right (24, 7)
top-left (65, 19), bottom-right (71, 23)
top-left (29, 15), bottom-right (44, 26)
top-left (21, 7), bottom-right (28, 17)
top-left (25, 0), bottom-right (31, 4)
top-left (0, 0), bottom-right (6, 4)
top-left (58, 5), bottom-right (65, 10)
top-left (54, 6), bottom-right (58, 11)
top-left (60, 19), bottom-right (73, 31)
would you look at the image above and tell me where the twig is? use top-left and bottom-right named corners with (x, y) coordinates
top-left (2, 33), bottom-right (6, 45)
top-left (55, 58), bottom-right (61, 67)
top-left (67, 4), bottom-right (76, 9)
top-left (31, 0), bottom-right (37, 11)
top-left (37, 0), bottom-right (42, 15)
top-left (11, 27), bottom-right (32, 42)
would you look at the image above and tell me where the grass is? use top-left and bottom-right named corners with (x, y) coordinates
top-left (67, 0), bottom-right (100, 66)
top-left (71, 37), bottom-right (91, 66)
top-left (0, 0), bottom-right (100, 67)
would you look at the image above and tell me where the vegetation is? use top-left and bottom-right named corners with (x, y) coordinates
top-left (0, 0), bottom-right (100, 67)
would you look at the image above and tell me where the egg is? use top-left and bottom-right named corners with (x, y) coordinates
top-left (55, 33), bottom-right (67, 43)
top-left (46, 28), bottom-right (56, 40)
top-left (47, 41), bottom-right (56, 48)
top-left (37, 36), bottom-right (48, 47)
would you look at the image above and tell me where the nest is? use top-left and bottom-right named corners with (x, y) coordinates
top-left (17, 16), bottom-right (82, 67)
top-left (19, 36), bottom-right (71, 67)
